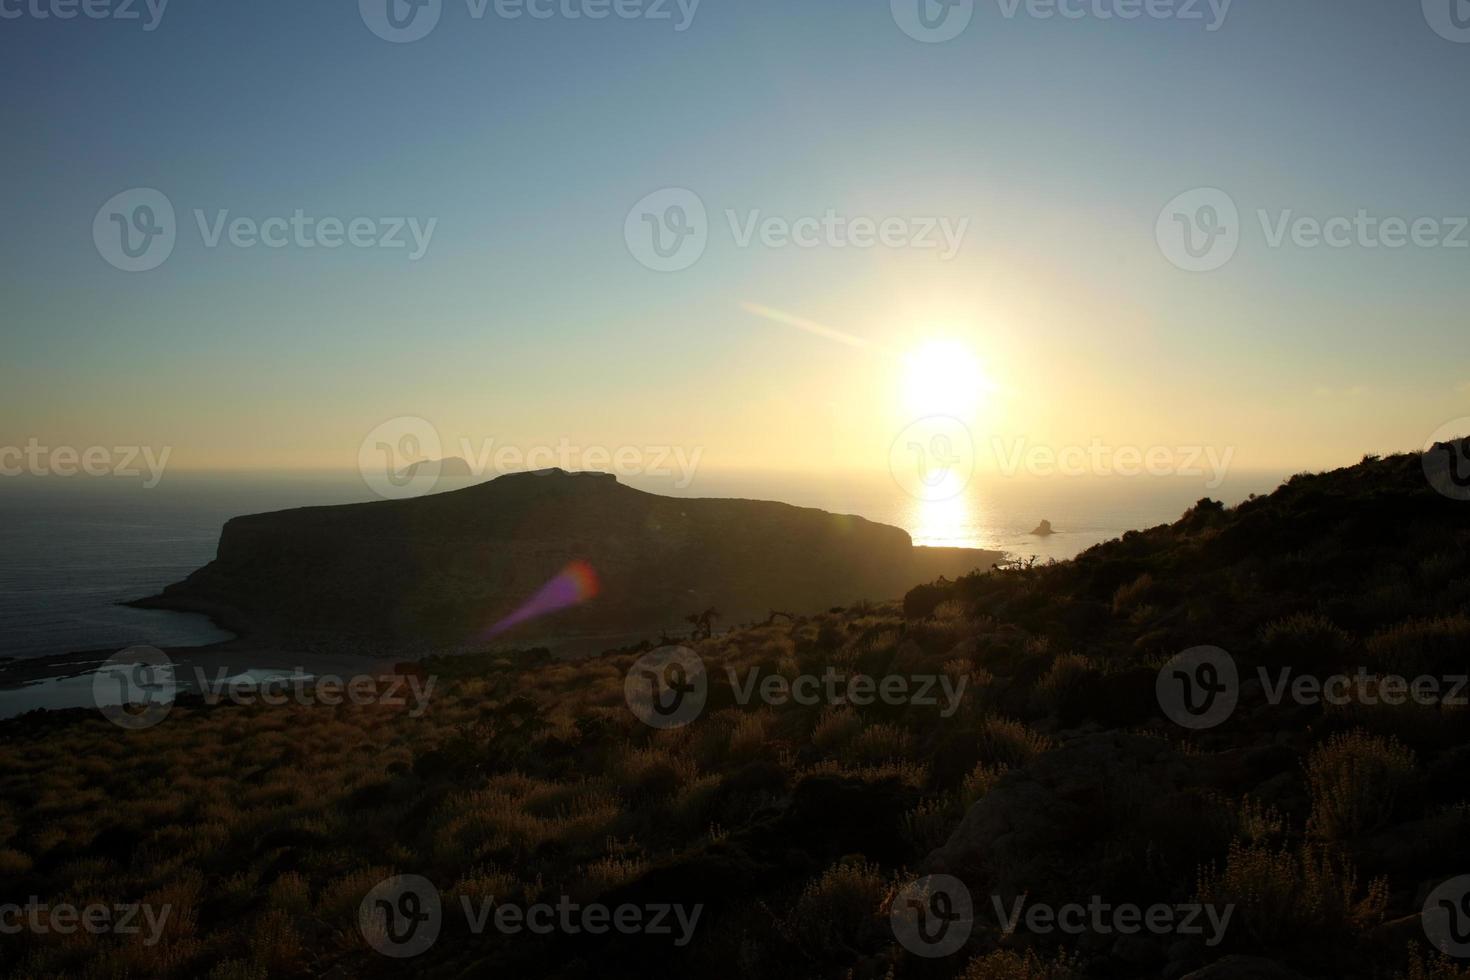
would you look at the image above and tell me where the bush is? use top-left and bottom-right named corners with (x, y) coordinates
top-left (810, 707), bottom-right (863, 755)
top-left (1260, 612), bottom-right (1352, 669)
top-left (1196, 841), bottom-right (1387, 946)
top-left (1366, 615), bottom-right (1470, 676)
top-left (977, 717), bottom-right (1053, 768)
top-left (785, 860), bottom-right (891, 957)
top-left (845, 723), bottom-right (914, 766)
top-left (1306, 730), bottom-right (1418, 840)
top-left (961, 949), bottom-right (1080, 980)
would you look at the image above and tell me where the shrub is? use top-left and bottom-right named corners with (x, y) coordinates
top-left (786, 860), bottom-right (891, 957)
top-left (961, 949), bottom-right (1080, 980)
top-left (845, 723), bottom-right (914, 766)
top-left (1260, 612), bottom-right (1352, 669)
top-left (1306, 730), bottom-right (1418, 840)
top-left (810, 707), bottom-right (863, 755)
top-left (902, 793), bottom-right (958, 853)
top-left (1366, 615), bottom-right (1470, 676)
top-left (977, 717), bottom-right (1053, 768)
top-left (960, 761), bottom-right (1008, 809)
top-left (1031, 653), bottom-right (1097, 718)
top-left (1112, 573), bottom-right (1155, 615)
top-left (1397, 948), bottom-right (1470, 980)
top-left (1196, 841), bottom-right (1388, 946)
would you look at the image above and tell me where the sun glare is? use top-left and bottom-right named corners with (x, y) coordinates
top-left (901, 339), bottom-right (990, 420)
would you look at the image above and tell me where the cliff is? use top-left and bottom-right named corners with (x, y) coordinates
top-left (135, 469), bottom-right (999, 654)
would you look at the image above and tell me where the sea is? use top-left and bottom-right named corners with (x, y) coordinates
top-left (0, 467), bottom-right (1289, 662)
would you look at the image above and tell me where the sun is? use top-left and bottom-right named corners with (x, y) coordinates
top-left (901, 339), bottom-right (991, 420)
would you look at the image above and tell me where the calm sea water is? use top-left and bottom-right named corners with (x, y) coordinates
top-left (0, 468), bottom-right (1286, 660)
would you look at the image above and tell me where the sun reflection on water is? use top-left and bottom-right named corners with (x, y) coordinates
top-left (904, 491), bottom-right (986, 549)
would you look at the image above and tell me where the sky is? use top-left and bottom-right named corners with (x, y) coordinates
top-left (2, 0), bottom-right (1468, 477)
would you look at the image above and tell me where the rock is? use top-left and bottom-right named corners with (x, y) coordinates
top-left (1030, 519), bottom-right (1055, 535)
top-left (921, 733), bottom-right (1208, 895)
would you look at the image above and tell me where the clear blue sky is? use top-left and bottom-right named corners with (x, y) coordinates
top-left (3, 0), bottom-right (1467, 472)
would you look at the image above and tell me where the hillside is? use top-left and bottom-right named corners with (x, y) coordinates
top-left (2, 450), bottom-right (1468, 979)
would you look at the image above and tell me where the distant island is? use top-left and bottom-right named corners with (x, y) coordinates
top-left (133, 469), bottom-right (1002, 655)
top-left (1030, 519), bottom-right (1055, 536)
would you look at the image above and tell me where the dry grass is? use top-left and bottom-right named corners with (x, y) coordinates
top-left (1306, 730), bottom-right (1418, 841)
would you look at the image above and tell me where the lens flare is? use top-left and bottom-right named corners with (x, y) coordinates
top-left (482, 560), bottom-right (601, 640)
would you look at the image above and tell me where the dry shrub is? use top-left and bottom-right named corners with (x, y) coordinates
top-left (961, 949), bottom-right (1080, 980)
top-left (1112, 573), bottom-right (1155, 615)
top-left (961, 762), bottom-right (1009, 808)
top-left (1259, 612), bottom-right (1352, 666)
top-left (1366, 615), bottom-right (1470, 675)
top-left (845, 723), bottom-right (914, 766)
top-left (1032, 653), bottom-right (1096, 715)
top-left (727, 712), bottom-right (776, 763)
top-left (449, 866), bottom-right (522, 906)
top-left (786, 860), bottom-right (891, 955)
top-left (810, 707), bottom-right (863, 754)
top-left (1306, 730), bottom-right (1418, 841)
top-left (1397, 947), bottom-right (1470, 980)
top-left (902, 794), bottom-right (959, 853)
top-left (1196, 841), bottom-right (1387, 946)
top-left (977, 717), bottom-right (1053, 768)
top-left (579, 855), bottom-right (648, 896)
top-left (796, 759), bottom-right (928, 788)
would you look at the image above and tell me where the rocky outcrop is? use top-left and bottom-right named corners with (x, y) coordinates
top-left (135, 470), bottom-right (999, 655)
